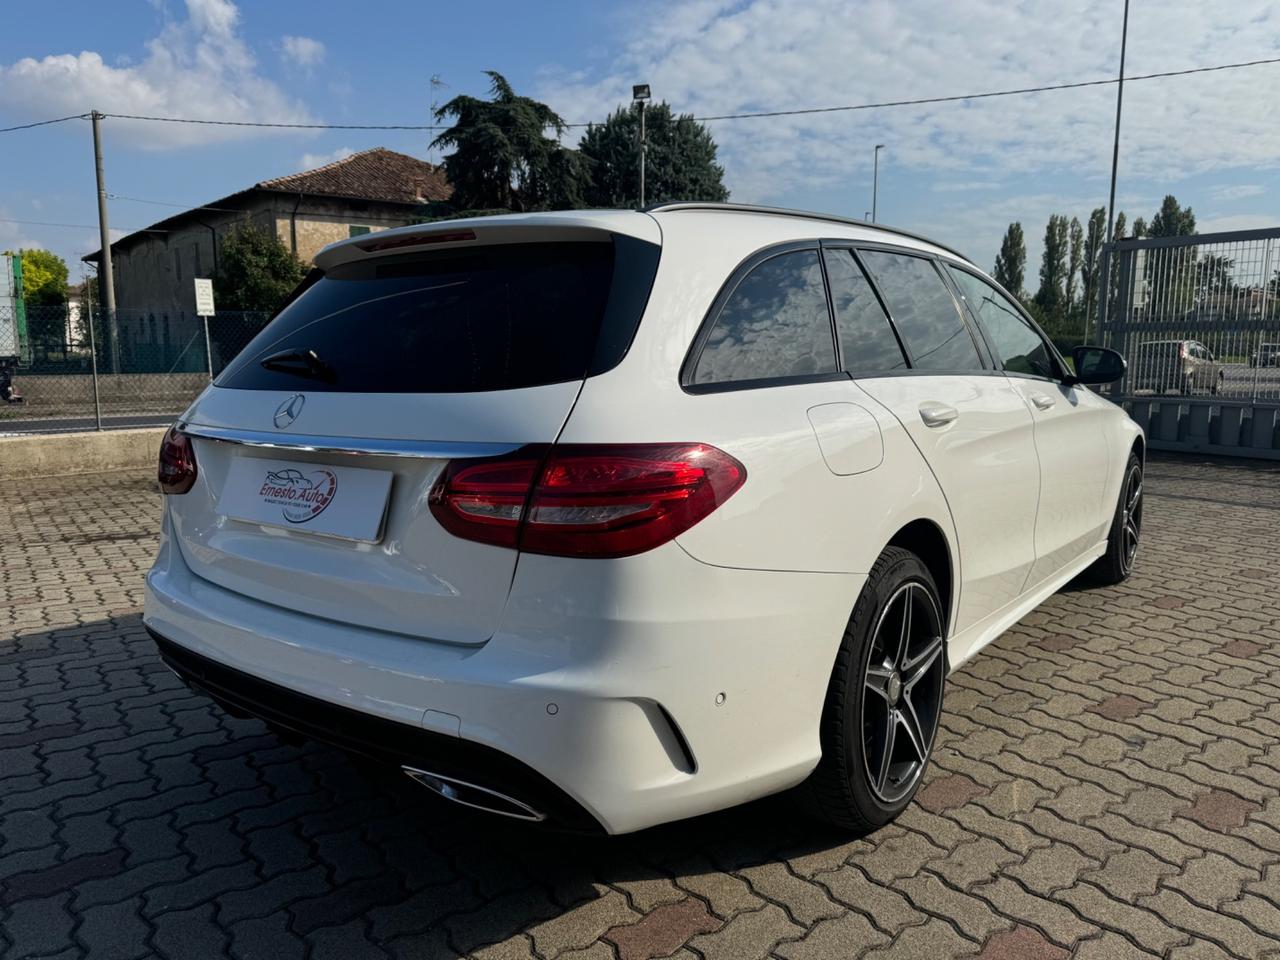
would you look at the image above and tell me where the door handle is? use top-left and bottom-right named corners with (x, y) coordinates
top-left (918, 401), bottom-right (959, 428)
top-left (1029, 393), bottom-right (1056, 411)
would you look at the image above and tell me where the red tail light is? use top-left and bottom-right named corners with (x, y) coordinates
top-left (1179, 343), bottom-right (1188, 359)
top-left (429, 443), bottom-right (745, 558)
top-left (158, 425), bottom-right (198, 495)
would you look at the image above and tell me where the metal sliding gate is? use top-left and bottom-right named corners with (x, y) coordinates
top-left (1097, 226), bottom-right (1280, 460)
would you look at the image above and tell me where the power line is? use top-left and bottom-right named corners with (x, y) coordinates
top-left (103, 55), bottom-right (1280, 129)
top-left (0, 216), bottom-right (163, 233)
top-left (688, 56), bottom-right (1280, 122)
top-left (107, 195), bottom-right (251, 214)
top-left (0, 113), bottom-right (88, 134)
top-left (105, 193), bottom-right (442, 225)
top-left (4, 55), bottom-right (1278, 138)
top-left (103, 114), bottom-right (446, 131)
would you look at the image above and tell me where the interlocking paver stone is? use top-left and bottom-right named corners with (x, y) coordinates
top-left (970, 923), bottom-right (1070, 960)
top-left (604, 896), bottom-right (722, 960)
top-left (1, 454), bottom-right (1278, 959)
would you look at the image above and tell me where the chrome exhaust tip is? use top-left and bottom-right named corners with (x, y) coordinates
top-left (401, 766), bottom-right (547, 822)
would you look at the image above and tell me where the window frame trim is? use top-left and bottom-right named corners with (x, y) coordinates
top-left (941, 261), bottom-right (1071, 384)
top-left (679, 238), bottom-right (1013, 395)
top-left (819, 241), bottom-right (916, 374)
top-left (852, 243), bottom-right (994, 374)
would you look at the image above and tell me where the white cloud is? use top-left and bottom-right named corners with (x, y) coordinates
top-left (1210, 184), bottom-right (1265, 202)
top-left (299, 146), bottom-right (354, 170)
top-left (931, 181), bottom-right (1003, 193)
top-left (0, 0), bottom-right (316, 149)
top-left (0, 212), bottom-right (40, 254)
top-left (1197, 213), bottom-right (1278, 234)
top-left (540, 0), bottom-right (1280, 201)
top-left (281, 35), bottom-right (325, 70)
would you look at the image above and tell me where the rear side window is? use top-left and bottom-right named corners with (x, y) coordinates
top-left (217, 239), bottom-right (657, 393)
top-left (691, 249), bottom-right (837, 386)
top-left (822, 249), bottom-right (907, 373)
top-left (859, 251), bottom-right (984, 372)
top-left (946, 267), bottom-right (1063, 380)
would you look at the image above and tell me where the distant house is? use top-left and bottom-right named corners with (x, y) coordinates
top-left (82, 148), bottom-right (452, 322)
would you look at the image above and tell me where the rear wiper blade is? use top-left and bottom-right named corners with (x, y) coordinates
top-left (259, 348), bottom-right (336, 383)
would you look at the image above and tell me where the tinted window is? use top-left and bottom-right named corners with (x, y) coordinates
top-left (692, 249), bottom-right (837, 385)
top-left (946, 267), bottom-right (1062, 379)
top-left (217, 240), bottom-right (655, 393)
top-left (859, 251), bottom-right (983, 371)
top-left (822, 249), bottom-right (907, 373)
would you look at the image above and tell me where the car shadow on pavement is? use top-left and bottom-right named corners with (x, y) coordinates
top-left (0, 612), bottom-right (865, 957)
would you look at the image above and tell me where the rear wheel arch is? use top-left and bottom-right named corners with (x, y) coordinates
top-left (1132, 434), bottom-right (1146, 464)
top-left (886, 519), bottom-right (954, 638)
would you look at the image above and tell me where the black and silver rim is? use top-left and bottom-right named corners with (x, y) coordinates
top-left (1120, 463), bottom-right (1143, 573)
top-left (861, 582), bottom-right (945, 804)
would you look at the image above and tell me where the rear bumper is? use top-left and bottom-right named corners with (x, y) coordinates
top-left (150, 627), bottom-right (603, 832)
top-left (145, 509), bottom-right (863, 834)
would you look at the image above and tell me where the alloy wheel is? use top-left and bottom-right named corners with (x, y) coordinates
top-left (861, 582), bottom-right (945, 804)
top-left (1121, 463), bottom-right (1143, 574)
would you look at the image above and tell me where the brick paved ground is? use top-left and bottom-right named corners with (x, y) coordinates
top-left (2, 454), bottom-right (1279, 960)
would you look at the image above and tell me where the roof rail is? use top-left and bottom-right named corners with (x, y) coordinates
top-left (642, 201), bottom-right (971, 263)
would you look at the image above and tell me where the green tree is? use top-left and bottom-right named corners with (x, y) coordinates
top-left (578, 102), bottom-right (729, 208)
top-left (1107, 211), bottom-right (1127, 317)
top-left (1131, 217), bottom-right (1147, 239)
top-left (9, 248), bottom-right (69, 305)
top-left (1145, 196), bottom-right (1197, 317)
top-left (430, 71), bottom-right (586, 212)
top-left (211, 224), bottom-right (307, 312)
top-left (2, 249), bottom-right (71, 359)
top-left (1147, 195), bottom-right (1195, 238)
top-left (1080, 207), bottom-right (1107, 329)
top-left (1066, 216), bottom-right (1084, 315)
top-left (993, 222), bottom-right (1026, 296)
top-left (1034, 214), bottom-right (1070, 328)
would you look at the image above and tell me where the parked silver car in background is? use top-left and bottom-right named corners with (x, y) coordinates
top-left (1133, 339), bottom-right (1224, 395)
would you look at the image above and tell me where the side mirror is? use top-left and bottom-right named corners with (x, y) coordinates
top-left (1068, 345), bottom-right (1126, 385)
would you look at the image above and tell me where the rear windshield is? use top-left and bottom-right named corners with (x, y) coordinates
top-left (217, 237), bottom-right (658, 393)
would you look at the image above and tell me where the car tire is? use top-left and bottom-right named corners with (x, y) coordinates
top-left (799, 546), bottom-right (947, 831)
top-left (1086, 450), bottom-right (1143, 587)
top-left (1180, 374), bottom-right (1194, 396)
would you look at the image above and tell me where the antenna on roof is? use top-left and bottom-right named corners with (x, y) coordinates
top-left (428, 75), bottom-right (449, 166)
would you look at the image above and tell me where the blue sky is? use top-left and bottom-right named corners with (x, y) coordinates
top-left (3, 0), bottom-right (1279, 288)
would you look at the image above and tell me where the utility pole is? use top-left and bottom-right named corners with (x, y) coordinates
top-left (872, 144), bottom-right (885, 223)
top-left (1104, 0), bottom-right (1129, 251)
top-left (639, 101), bottom-right (647, 208)
top-left (428, 74), bottom-right (448, 165)
top-left (632, 84), bottom-right (651, 208)
top-left (91, 110), bottom-right (120, 373)
top-left (1093, 0), bottom-right (1130, 348)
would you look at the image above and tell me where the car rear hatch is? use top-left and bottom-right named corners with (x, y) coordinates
top-left (169, 216), bottom-right (660, 646)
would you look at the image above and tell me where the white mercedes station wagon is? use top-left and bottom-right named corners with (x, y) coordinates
top-left (145, 204), bottom-right (1143, 835)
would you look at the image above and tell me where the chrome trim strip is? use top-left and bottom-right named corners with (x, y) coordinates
top-left (179, 423), bottom-right (521, 460)
top-left (401, 766), bottom-right (547, 822)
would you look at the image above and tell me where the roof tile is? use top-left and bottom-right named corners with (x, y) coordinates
top-left (257, 148), bottom-right (451, 204)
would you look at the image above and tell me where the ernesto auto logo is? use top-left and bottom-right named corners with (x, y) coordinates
top-left (258, 468), bottom-right (337, 524)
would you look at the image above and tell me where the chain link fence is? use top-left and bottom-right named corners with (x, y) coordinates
top-left (1, 304), bottom-right (268, 433)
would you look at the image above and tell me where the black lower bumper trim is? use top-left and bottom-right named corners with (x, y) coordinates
top-left (148, 628), bottom-right (604, 833)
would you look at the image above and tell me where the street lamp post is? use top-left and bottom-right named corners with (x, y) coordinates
top-left (872, 144), bottom-right (886, 223)
top-left (632, 84), bottom-right (651, 208)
